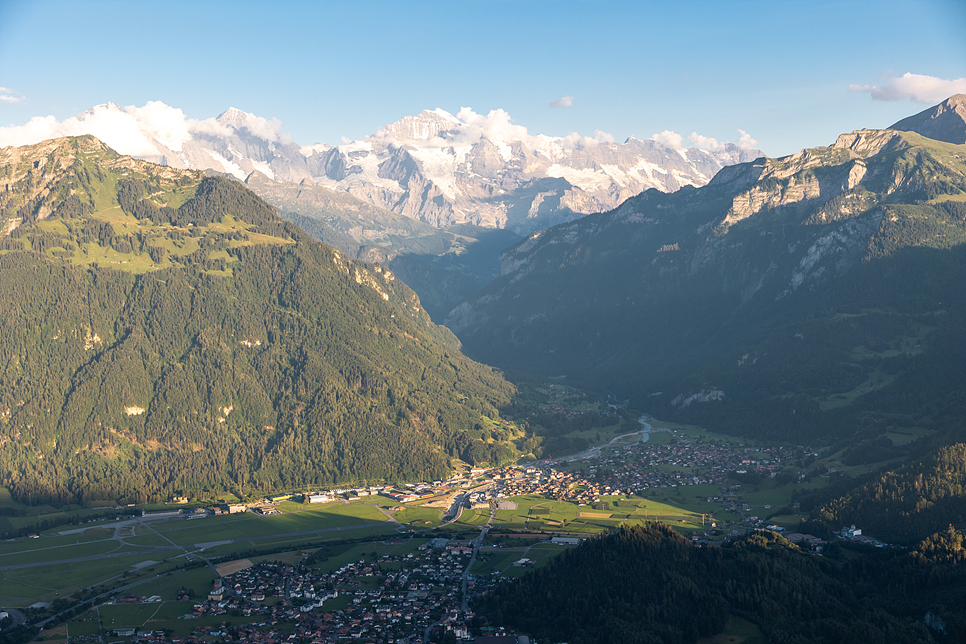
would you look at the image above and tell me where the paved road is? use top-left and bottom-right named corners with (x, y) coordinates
top-left (419, 508), bottom-right (493, 644)
top-left (461, 510), bottom-right (492, 611)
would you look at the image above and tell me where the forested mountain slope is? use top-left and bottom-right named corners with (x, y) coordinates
top-left (447, 100), bottom-right (966, 444)
top-left (0, 135), bottom-right (520, 505)
top-left (480, 523), bottom-right (966, 644)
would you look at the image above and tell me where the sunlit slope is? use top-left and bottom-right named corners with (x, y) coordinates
top-left (0, 135), bottom-right (519, 504)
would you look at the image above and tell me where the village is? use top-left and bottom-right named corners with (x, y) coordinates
top-left (34, 415), bottom-right (887, 644)
top-left (105, 538), bottom-right (503, 644)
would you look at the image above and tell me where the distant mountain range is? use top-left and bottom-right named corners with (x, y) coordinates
top-left (2, 102), bottom-right (762, 236)
top-left (447, 95), bottom-right (966, 443)
top-left (297, 107), bottom-right (762, 232)
top-left (0, 102), bottom-right (760, 319)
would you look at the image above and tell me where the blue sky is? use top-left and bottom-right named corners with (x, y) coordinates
top-left (0, 0), bottom-right (964, 156)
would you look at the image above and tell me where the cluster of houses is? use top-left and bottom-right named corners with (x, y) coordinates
top-left (578, 432), bottom-right (800, 494)
top-left (486, 467), bottom-right (608, 505)
top-left (109, 538), bottom-right (504, 644)
top-left (209, 476), bottom-right (483, 516)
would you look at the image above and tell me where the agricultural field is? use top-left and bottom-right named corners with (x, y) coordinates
top-left (308, 538), bottom-right (430, 574)
top-left (392, 505), bottom-right (444, 527)
top-left (490, 493), bottom-right (708, 534)
top-left (472, 543), bottom-right (574, 579)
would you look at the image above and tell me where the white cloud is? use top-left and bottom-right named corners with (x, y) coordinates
top-left (189, 117), bottom-right (233, 139)
top-left (736, 129), bottom-right (758, 150)
top-left (125, 101), bottom-right (192, 151)
top-left (454, 107), bottom-right (532, 144)
top-left (242, 114), bottom-right (288, 143)
top-left (550, 96), bottom-right (574, 108)
top-left (688, 132), bottom-right (720, 150)
top-left (0, 103), bottom-right (163, 156)
top-left (0, 101), bottom-right (297, 157)
top-left (593, 129), bottom-right (615, 144)
top-left (848, 73), bottom-right (966, 104)
top-left (192, 110), bottom-right (290, 144)
top-left (0, 87), bottom-right (25, 104)
top-left (651, 130), bottom-right (683, 149)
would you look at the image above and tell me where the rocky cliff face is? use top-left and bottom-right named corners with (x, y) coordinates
top-left (890, 93), bottom-right (966, 145)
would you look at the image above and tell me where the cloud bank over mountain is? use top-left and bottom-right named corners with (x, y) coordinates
top-left (849, 72), bottom-right (966, 104)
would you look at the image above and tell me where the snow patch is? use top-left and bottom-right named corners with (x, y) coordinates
top-left (206, 149), bottom-right (246, 180)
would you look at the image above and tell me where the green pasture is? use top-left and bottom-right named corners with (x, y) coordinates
top-left (149, 503), bottom-right (385, 545)
top-left (767, 514), bottom-right (802, 528)
top-left (141, 567), bottom-right (218, 600)
top-left (470, 551), bottom-right (517, 576)
top-left (123, 533), bottom-right (173, 547)
top-left (98, 601), bottom-right (263, 637)
top-left (393, 506), bottom-right (443, 527)
top-left (498, 544), bottom-right (574, 577)
top-left (247, 550), bottom-right (308, 566)
top-left (3, 537), bottom-right (127, 566)
top-left (319, 594), bottom-right (352, 611)
top-left (451, 508), bottom-right (492, 528)
top-left (64, 616), bottom-right (101, 636)
top-left (818, 368), bottom-right (898, 410)
top-left (0, 529), bottom-right (119, 558)
top-left (98, 602), bottom-right (177, 628)
top-left (643, 431), bottom-right (673, 446)
top-left (883, 426), bottom-right (935, 446)
top-left (665, 424), bottom-right (751, 446)
top-left (489, 494), bottom-right (707, 534)
top-left (728, 478), bottom-right (813, 509)
top-left (308, 540), bottom-right (414, 574)
top-left (193, 521), bottom-right (399, 558)
top-left (35, 624), bottom-right (68, 644)
top-left (472, 543), bottom-right (574, 578)
top-left (712, 510), bottom-right (745, 524)
top-left (0, 554), bottom-right (156, 606)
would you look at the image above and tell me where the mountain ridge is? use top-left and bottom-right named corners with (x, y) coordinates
top-left (445, 97), bottom-right (966, 444)
top-left (0, 135), bottom-right (522, 504)
top-left (889, 93), bottom-right (966, 144)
